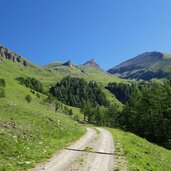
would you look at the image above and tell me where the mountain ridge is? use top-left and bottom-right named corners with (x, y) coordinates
top-left (0, 45), bottom-right (36, 67)
top-left (2, 44), bottom-right (171, 80)
top-left (108, 51), bottom-right (171, 80)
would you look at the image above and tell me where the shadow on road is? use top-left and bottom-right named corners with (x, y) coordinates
top-left (65, 148), bottom-right (114, 156)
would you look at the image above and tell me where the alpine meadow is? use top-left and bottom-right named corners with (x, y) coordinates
top-left (1, 1), bottom-right (171, 171)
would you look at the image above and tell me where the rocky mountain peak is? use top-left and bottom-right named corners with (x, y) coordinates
top-left (62, 60), bottom-right (72, 67)
top-left (82, 59), bottom-right (100, 68)
top-left (0, 45), bottom-right (28, 66)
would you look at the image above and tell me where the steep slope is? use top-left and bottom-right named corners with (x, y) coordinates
top-left (107, 128), bottom-right (171, 171)
top-left (0, 45), bottom-right (37, 68)
top-left (108, 52), bottom-right (171, 80)
top-left (0, 48), bottom-right (86, 170)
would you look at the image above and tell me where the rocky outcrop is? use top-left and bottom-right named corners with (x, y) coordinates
top-left (0, 45), bottom-right (28, 66)
top-left (62, 60), bottom-right (72, 67)
top-left (82, 59), bottom-right (100, 68)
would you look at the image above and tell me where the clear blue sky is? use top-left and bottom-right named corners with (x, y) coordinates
top-left (1, 0), bottom-right (171, 69)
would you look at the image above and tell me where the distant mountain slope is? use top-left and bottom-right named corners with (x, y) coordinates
top-left (44, 59), bottom-right (125, 85)
top-left (0, 45), bottom-right (124, 106)
top-left (108, 52), bottom-right (171, 80)
top-left (0, 45), bottom-right (37, 68)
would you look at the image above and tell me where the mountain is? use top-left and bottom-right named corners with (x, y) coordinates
top-left (62, 60), bottom-right (73, 67)
top-left (44, 59), bottom-right (124, 85)
top-left (108, 51), bottom-right (171, 80)
top-left (0, 45), bottom-right (36, 68)
top-left (0, 45), bottom-right (124, 106)
top-left (81, 59), bottom-right (100, 68)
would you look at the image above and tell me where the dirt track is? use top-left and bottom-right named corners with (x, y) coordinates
top-left (30, 128), bottom-right (115, 171)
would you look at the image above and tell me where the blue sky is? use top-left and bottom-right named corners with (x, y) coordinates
top-left (1, 0), bottom-right (171, 69)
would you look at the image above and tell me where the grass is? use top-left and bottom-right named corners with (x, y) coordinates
top-left (0, 58), bottom-right (86, 170)
top-left (0, 102), bottom-right (86, 171)
top-left (84, 146), bottom-right (93, 152)
top-left (107, 128), bottom-right (171, 171)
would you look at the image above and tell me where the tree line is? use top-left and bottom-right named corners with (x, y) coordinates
top-left (118, 80), bottom-right (171, 149)
top-left (105, 82), bottom-right (135, 103)
top-left (17, 76), bottom-right (44, 93)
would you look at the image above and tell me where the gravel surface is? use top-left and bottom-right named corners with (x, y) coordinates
top-left (30, 128), bottom-right (115, 171)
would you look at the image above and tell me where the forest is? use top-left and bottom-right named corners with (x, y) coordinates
top-left (119, 80), bottom-right (171, 149)
top-left (83, 80), bottom-right (171, 149)
top-left (105, 82), bottom-right (135, 103)
top-left (49, 76), bottom-right (109, 107)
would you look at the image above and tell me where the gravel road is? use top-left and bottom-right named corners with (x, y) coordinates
top-left (30, 127), bottom-right (115, 171)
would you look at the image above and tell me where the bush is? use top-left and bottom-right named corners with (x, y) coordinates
top-left (0, 78), bottom-right (5, 87)
top-left (69, 109), bottom-right (73, 115)
top-left (25, 95), bottom-right (32, 103)
top-left (55, 102), bottom-right (60, 112)
top-left (36, 93), bottom-right (40, 98)
top-left (0, 88), bottom-right (6, 98)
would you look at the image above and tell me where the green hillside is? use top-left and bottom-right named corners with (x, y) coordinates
top-left (44, 59), bottom-right (126, 106)
top-left (44, 60), bottom-right (125, 85)
top-left (0, 58), bottom-right (86, 170)
top-left (107, 128), bottom-right (171, 171)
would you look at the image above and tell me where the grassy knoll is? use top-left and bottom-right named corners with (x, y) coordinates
top-left (107, 128), bottom-right (171, 171)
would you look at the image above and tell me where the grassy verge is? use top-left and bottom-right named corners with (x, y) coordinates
top-left (0, 102), bottom-right (86, 171)
top-left (107, 128), bottom-right (171, 171)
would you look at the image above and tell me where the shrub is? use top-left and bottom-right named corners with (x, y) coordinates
top-left (25, 95), bottom-right (32, 103)
top-left (0, 88), bottom-right (6, 98)
top-left (0, 78), bottom-right (5, 87)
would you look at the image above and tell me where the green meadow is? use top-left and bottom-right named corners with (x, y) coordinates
top-left (107, 128), bottom-right (171, 171)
